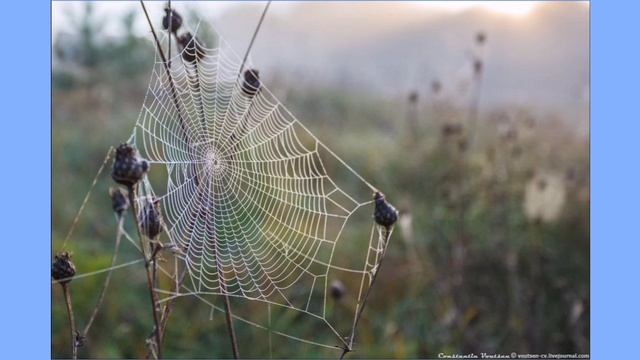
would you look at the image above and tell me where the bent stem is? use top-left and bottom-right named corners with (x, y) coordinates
top-left (61, 283), bottom-right (78, 360)
top-left (159, 267), bottom-right (187, 338)
top-left (222, 281), bottom-right (240, 359)
top-left (339, 227), bottom-right (393, 360)
top-left (128, 185), bottom-right (163, 359)
top-left (82, 214), bottom-right (125, 339)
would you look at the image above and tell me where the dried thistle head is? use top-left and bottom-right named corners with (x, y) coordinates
top-left (52, 251), bottom-right (76, 284)
top-left (441, 122), bottom-right (464, 138)
top-left (140, 197), bottom-right (164, 239)
top-left (373, 191), bottom-right (398, 228)
top-left (408, 91), bottom-right (419, 104)
top-left (242, 69), bottom-right (261, 97)
top-left (112, 144), bottom-right (149, 187)
top-left (178, 32), bottom-right (206, 64)
top-left (473, 58), bottom-right (483, 75)
top-left (431, 80), bottom-right (442, 95)
top-left (162, 7), bottom-right (183, 34)
top-left (330, 280), bottom-right (346, 301)
top-left (109, 187), bottom-right (129, 216)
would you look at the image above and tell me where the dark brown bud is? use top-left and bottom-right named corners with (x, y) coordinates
top-left (441, 123), bottom-right (463, 137)
top-left (330, 280), bottom-right (346, 300)
top-left (373, 191), bottom-right (398, 228)
top-left (241, 69), bottom-right (261, 97)
top-left (475, 31), bottom-right (486, 45)
top-left (431, 80), bottom-right (442, 94)
top-left (112, 144), bottom-right (149, 187)
top-left (109, 187), bottom-right (129, 216)
top-left (408, 91), bottom-right (419, 104)
top-left (52, 251), bottom-right (76, 284)
top-left (162, 7), bottom-right (183, 34)
top-left (537, 178), bottom-right (548, 191)
top-left (178, 32), bottom-right (206, 64)
top-left (473, 58), bottom-right (483, 75)
top-left (140, 197), bottom-right (164, 239)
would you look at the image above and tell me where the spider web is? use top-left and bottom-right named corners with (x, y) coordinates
top-left (59, 16), bottom-right (392, 356)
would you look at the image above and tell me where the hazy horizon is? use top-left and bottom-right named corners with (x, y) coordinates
top-left (53, 1), bottom-right (589, 127)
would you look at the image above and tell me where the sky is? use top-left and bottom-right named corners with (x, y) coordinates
top-left (52, 1), bottom-right (587, 37)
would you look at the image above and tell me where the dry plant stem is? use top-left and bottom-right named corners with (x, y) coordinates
top-left (158, 267), bottom-right (187, 337)
top-left (141, 3), bottom-right (260, 357)
top-left (82, 214), bottom-right (125, 338)
top-left (140, 1), bottom-right (193, 149)
top-left (212, 203), bottom-right (240, 359)
top-left (467, 72), bottom-right (484, 148)
top-left (339, 227), bottom-right (393, 360)
top-left (151, 242), bottom-right (161, 349)
top-left (128, 186), bottom-right (163, 359)
top-left (237, 1), bottom-right (272, 80)
top-left (62, 147), bottom-right (114, 249)
top-left (61, 283), bottom-right (78, 360)
top-left (222, 282), bottom-right (240, 359)
top-left (167, 0), bottom-right (172, 61)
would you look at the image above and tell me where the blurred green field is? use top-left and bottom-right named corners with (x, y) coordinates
top-left (52, 5), bottom-right (589, 359)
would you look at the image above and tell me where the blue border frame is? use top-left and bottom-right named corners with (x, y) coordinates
top-left (591, 0), bottom-right (640, 359)
top-left (0, 0), bottom-right (51, 358)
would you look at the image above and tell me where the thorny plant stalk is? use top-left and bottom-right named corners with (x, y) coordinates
top-left (140, 2), bottom-right (242, 358)
top-left (220, 269), bottom-right (240, 359)
top-left (82, 214), bottom-right (125, 339)
top-left (467, 38), bottom-right (486, 148)
top-left (139, 2), bottom-right (275, 357)
top-left (141, 3), bottom-right (192, 356)
top-left (238, 1), bottom-right (272, 81)
top-left (141, 3), bottom-right (198, 355)
top-left (339, 227), bottom-right (393, 360)
top-left (128, 186), bottom-right (163, 359)
top-left (61, 283), bottom-right (78, 360)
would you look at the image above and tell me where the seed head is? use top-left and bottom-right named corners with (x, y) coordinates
top-left (112, 144), bottom-right (149, 187)
top-left (408, 91), bottom-right (419, 104)
top-left (473, 58), bottom-right (483, 75)
top-left (242, 69), bottom-right (261, 97)
top-left (441, 122), bottom-right (463, 137)
top-left (109, 187), bottom-right (129, 216)
top-left (178, 32), bottom-right (206, 63)
top-left (431, 80), bottom-right (442, 94)
top-left (140, 197), bottom-right (164, 239)
top-left (373, 191), bottom-right (398, 228)
top-left (537, 178), bottom-right (548, 191)
top-left (330, 280), bottom-right (346, 301)
top-left (476, 31), bottom-right (487, 45)
top-left (52, 251), bottom-right (76, 284)
top-left (162, 7), bottom-right (183, 34)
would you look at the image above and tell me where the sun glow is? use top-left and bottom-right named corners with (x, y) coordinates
top-left (423, 1), bottom-right (539, 17)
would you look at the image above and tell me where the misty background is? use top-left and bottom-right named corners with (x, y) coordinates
top-left (53, 1), bottom-right (589, 129)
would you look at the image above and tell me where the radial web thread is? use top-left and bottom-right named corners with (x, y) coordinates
top-left (124, 19), bottom-right (391, 353)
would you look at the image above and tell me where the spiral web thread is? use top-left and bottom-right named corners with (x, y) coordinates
top-left (126, 19), bottom-right (391, 352)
